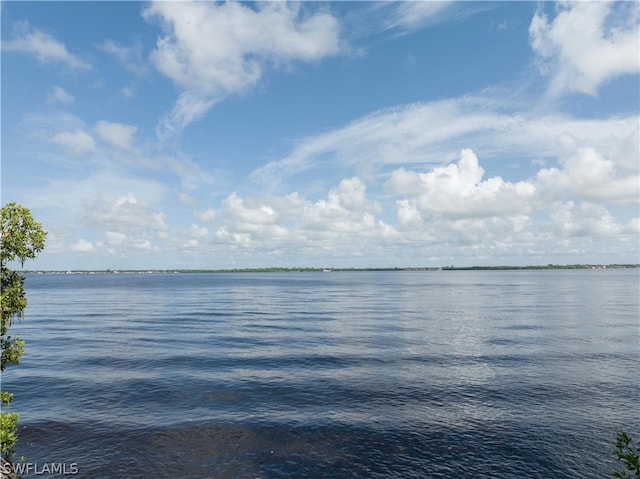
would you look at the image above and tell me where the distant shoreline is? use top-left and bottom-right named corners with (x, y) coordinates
top-left (22, 264), bottom-right (640, 274)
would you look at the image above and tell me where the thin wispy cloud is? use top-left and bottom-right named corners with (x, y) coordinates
top-left (98, 38), bottom-right (148, 75)
top-left (3, 21), bottom-right (91, 71)
top-left (47, 86), bottom-right (75, 104)
top-left (381, 1), bottom-right (453, 31)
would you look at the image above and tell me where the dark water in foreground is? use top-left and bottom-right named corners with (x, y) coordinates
top-left (3, 270), bottom-right (639, 478)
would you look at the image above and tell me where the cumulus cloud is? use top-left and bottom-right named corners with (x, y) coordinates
top-left (386, 149), bottom-right (536, 220)
top-left (377, 147), bottom-right (637, 259)
top-left (536, 147), bottom-right (639, 203)
top-left (328, 176), bottom-right (377, 211)
top-left (50, 129), bottom-right (95, 156)
top-left (47, 86), bottom-right (74, 104)
top-left (529, 1), bottom-right (640, 96)
top-left (224, 194), bottom-right (280, 227)
top-left (143, 1), bottom-right (341, 140)
top-left (295, 177), bottom-right (383, 239)
top-left (550, 201), bottom-right (638, 238)
top-left (3, 22), bottom-right (91, 70)
top-left (175, 224), bottom-right (211, 252)
top-left (213, 177), bottom-right (391, 253)
top-left (204, 144), bottom-right (637, 265)
top-left (78, 230), bottom-right (158, 256)
top-left (94, 121), bottom-right (138, 150)
top-left (216, 193), bottom-right (290, 247)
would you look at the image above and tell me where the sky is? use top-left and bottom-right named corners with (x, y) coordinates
top-left (1, 1), bottom-right (639, 270)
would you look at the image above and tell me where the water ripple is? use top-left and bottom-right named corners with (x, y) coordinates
top-left (3, 270), bottom-right (638, 478)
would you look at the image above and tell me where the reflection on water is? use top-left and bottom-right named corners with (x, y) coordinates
top-left (4, 270), bottom-right (640, 478)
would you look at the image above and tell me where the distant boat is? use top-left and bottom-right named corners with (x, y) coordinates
top-left (322, 269), bottom-right (332, 272)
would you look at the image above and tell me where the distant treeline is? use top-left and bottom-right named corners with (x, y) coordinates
top-left (24, 264), bottom-right (640, 274)
top-left (441, 264), bottom-right (639, 270)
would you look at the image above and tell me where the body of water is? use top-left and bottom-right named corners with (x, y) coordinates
top-left (3, 270), bottom-right (639, 478)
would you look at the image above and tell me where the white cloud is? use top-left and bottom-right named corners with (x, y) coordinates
top-left (130, 239), bottom-right (154, 252)
top-left (529, 1), bottom-right (640, 96)
top-left (179, 224), bottom-right (210, 251)
top-left (86, 193), bottom-right (168, 235)
top-left (86, 232), bottom-right (158, 256)
top-left (47, 86), bottom-right (74, 104)
top-left (329, 176), bottom-right (375, 211)
top-left (70, 239), bottom-right (95, 253)
top-left (550, 201), bottom-right (637, 238)
top-left (218, 193), bottom-right (289, 245)
top-left (188, 224), bottom-right (209, 239)
top-left (196, 208), bottom-right (217, 223)
top-left (3, 22), bottom-right (91, 71)
top-left (380, 145), bottom-right (638, 250)
top-left (94, 121), bottom-right (138, 150)
top-left (386, 149), bottom-right (536, 220)
top-left (143, 1), bottom-right (341, 139)
top-left (50, 129), bottom-right (95, 156)
top-left (105, 231), bottom-right (127, 246)
top-left (536, 147), bottom-right (639, 203)
top-left (301, 197), bottom-right (376, 236)
top-left (97, 231), bottom-right (161, 256)
top-left (213, 178), bottom-right (389, 252)
top-left (144, 1), bottom-right (340, 93)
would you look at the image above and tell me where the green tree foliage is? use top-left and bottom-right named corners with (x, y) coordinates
top-left (1, 203), bottom-right (47, 457)
top-left (613, 432), bottom-right (640, 478)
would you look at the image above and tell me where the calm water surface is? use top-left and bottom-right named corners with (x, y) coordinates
top-left (4, 270), bottom-right (639, 478)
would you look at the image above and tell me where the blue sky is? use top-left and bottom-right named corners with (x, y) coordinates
top-left (2, 1), bottom-right (639, 270)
